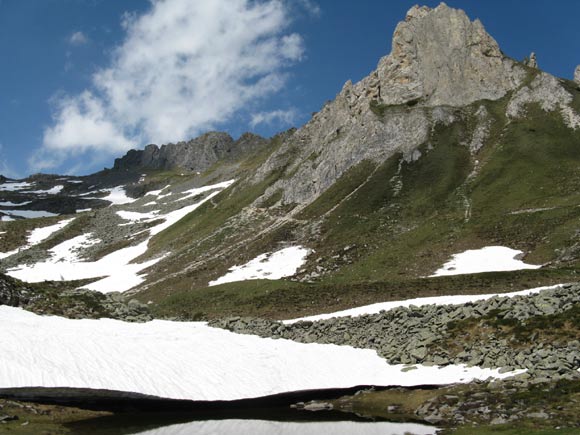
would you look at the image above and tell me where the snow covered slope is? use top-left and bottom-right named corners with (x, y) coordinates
top-left (0, 306), bottom-right (521, 401)
top-left (6, 180), bottom-right (233, 293)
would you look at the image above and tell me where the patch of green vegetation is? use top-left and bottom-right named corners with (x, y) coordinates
top-left (0, 399), bottom-right (110, 435)
top-left (152, 267), bottom-right (579, 320)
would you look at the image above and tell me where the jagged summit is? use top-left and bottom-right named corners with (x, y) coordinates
top-left (113, 131), bottom-right (268, 172)
top-left (373, 2), bottom-right (524, 107)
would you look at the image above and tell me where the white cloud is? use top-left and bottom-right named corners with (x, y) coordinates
top-left (38, 0), bottom-right (305, 171)
top-left (297, 0), bottom-right (321, 17)
top-left (250, 108), bottom-right (298, 128)
top-left (69, 31), bottom-right (88, 46)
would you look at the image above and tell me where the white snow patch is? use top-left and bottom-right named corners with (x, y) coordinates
top-left (67, 180), bottom-right (83, 184)
top-left (0, 182), bottom-right (33, 191)
top-left (1, 210), bottom-right (58, 219)
top-left (135, 420), bottom-right (437, 435)
top-left (287, 285), bottom-right (563, 324)
top-left (0, 201), bottom-right (32, 207)
top-left (0, 305), bottom-right (522, 401)
top-left (209, 246), bottom-right (310, 287)
top-left (29, 185), bottom-right (64, 195)
top-left (1, 216), bottom-right (14, 222)
top-left (27, 218), bottom-right (75, 245)
top-left (431, 246), bottom-right (541, 277)
top-left (100, 186), bottom-right (137, 205)
top-left (176, 179), bottom-right (235, 202)
top-left (145, 185), bottom-right (171, 197)
top-left (75, 208), bottom-right (92, 213)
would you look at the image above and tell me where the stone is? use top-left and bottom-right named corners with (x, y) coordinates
top-left (575, 65), bottom-right (580, 85)
top-left (524, 52), bottom-right (538, 68)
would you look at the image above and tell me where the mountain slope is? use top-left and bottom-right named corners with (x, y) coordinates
top-left (1, 3), bottom-right (580, 321)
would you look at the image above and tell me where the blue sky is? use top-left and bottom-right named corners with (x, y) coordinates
top-left (1, 0), bottom-right (579, 178)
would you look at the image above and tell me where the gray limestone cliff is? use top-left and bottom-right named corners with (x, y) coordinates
top-left (373, 3), bottom-right (524, 107)
top-left (114, 132), bottom-right (268, 172)
top-left (254, 3), bottom-right (527, 205)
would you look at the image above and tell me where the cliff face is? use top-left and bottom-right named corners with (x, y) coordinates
top-left (113, 132), bottom-right (268, 172)
top-left (375, 4), bottom-right (524, 107)
top-left (253, 2), bottom-right (578, 206)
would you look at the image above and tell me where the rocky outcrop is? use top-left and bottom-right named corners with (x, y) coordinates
top-left (113, 132), bottom-right (268, 172)
top-left (375, 3), bottom-right (524, 107)
top-left (575, 65), bottom-right (580, 84)
top-left (507, 72), bottom-right (580, 129)
top-left (524, 52), bottom-right (538, 68)
top-left (0, 274), bottom-right (151, 322)
top-left (254, 3), bottom-right (526, 205)
top-left (0, 274), bottom-right (34, 306)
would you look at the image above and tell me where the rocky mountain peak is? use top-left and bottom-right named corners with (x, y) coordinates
top-left (373, 2), bottom-right (524, 107)
top-left (575, 65), bottom-right (580, 84)
top-left (113, 131), bottom-right (268, 172)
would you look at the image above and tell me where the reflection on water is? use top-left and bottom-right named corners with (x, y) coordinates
top-left (134, 419), bottom-right (438, 435)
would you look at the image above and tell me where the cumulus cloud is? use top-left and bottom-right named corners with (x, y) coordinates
top-left (69, 31), bottom-right (88, 46)
top-left (250, 109), bottom-right (298, 128)
top-left (38, 0), bottom-right (305, 171)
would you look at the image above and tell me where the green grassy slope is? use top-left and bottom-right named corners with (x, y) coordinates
top-left (137, 79), bottom-right (580, 319)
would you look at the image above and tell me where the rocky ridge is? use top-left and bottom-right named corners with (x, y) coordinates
top-left (113, 132), bottom-right (268, 173)
top-left (575, 65), bottom-right (580, 84)
top-left (211, 284), bottom-right (580, 380)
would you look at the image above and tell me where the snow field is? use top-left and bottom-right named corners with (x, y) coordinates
top-left (0, 305), bottom-right (522, 402)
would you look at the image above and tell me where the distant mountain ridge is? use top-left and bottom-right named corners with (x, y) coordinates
top-left (113, 131), bottom-right (269, 172)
